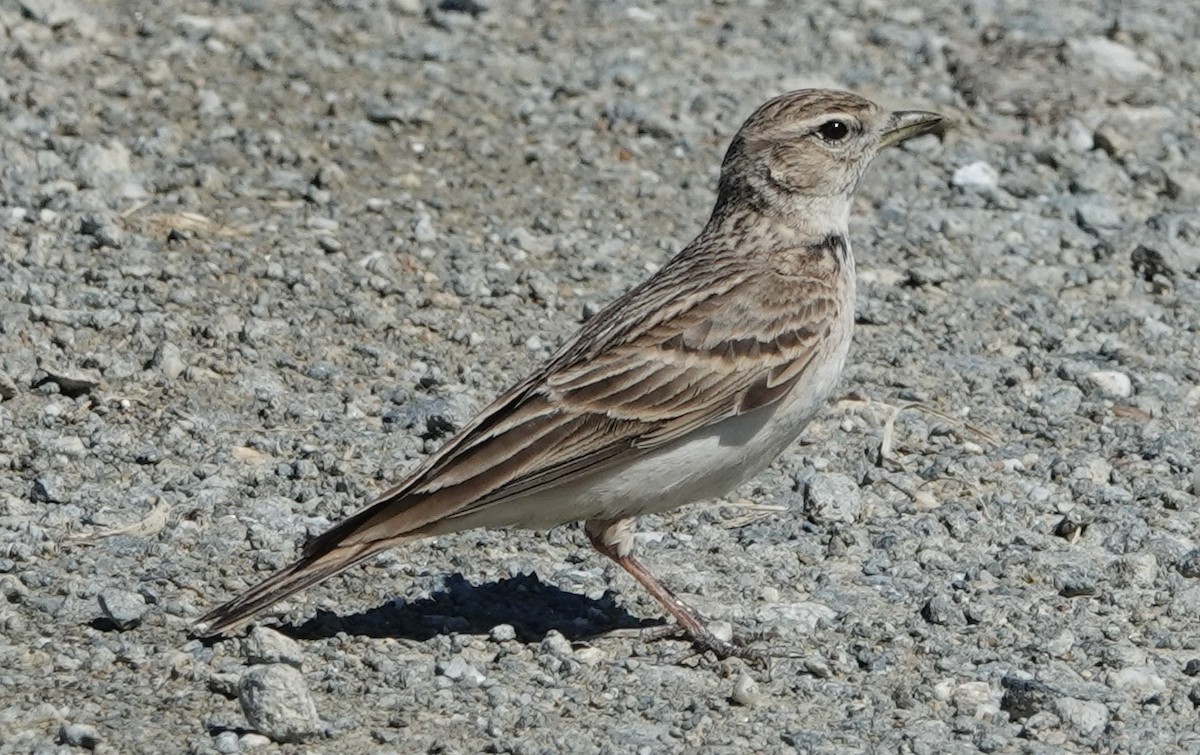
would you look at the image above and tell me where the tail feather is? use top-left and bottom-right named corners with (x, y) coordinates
top-left (195, 439), bottom-right (517, 636)
top-left (194, 484), bottom-right (460, 636)
top-left (193, 538), bottom-right (381, 637)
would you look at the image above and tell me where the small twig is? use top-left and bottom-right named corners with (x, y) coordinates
top-left (719, 500), bottom-right (788, 529)
top-left (63, 500), bottom-right (172, 545)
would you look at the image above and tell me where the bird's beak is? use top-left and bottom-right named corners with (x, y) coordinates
top-left (879, 110), bottom-right (945, 148)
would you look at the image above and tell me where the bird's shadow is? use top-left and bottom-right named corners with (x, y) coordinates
top-left (282, 571), bottom-right (657, 643)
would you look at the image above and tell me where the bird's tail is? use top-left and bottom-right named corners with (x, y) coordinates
top-left (192, 499), bottom-right (426, 636)
top-left (193, 541), bottom-right (376, 637)
top-left (193, 449), bottom-right (497, 636)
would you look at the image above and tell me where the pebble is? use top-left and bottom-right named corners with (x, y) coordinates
top-left (731, 674), bottom-right (764, 707)
top-left (239, 732), bottom-right (272, 749)
top-left (1075, 201), bottom-right (1123, 233)
top-left (74, 140), bottom-right (133, 190)
top-left (802, 473), bottom-right (862, 524)
top-left (241, 627), bottom-right (304, 667)
top-left (149, 341), bottom-right (186, 380)
top-left (413, 212), bottom-right (437, 243)
top-left (1055, 568), bottom-right (1098, 597)
top-left (1046, 629), bottom-right (1076, 657)
top-left (47, 436), bottom-right (85, 456)
top-left (507, 227), bottom-right (555, 256)
top-left (708, 620), bottom-right (734, 643)
top-left (1109, 667), bottom-right (1166, 701)
top-left (574, 647), bottom-right (605, 665)
top-left (755, 602), bottom-right (836, 633)
top-left (0, 370), bottom-right (16, 400)
top-left (58, 722), bottom-right (100, 749)
top-left (437, 655), bottom-right (486, 685)
top-left (238, 665), bottom-right (321, 743)
top-left (1067, 36), bottom-right (1160, 80)
top-left (921, 594), bottom-right (964, 626)
top-left (214, 730), bottom-right (240, 753)
top-left (79, 213), bottom-right (124, 248)
top-left (1001, 675), bottom-right (1054, 720)
top-left (952, 681), bottom-right (997, 717)
top-left (952, 161), bottom-right (999, 189)
top-left (1176, 550), bottom-right (1200, 579)
top-left (1055, 698), bottom-right (1108, 735)
top-left (489, 623), bottom-right (517, 642)
top-left (539, 630), bottom-right (574, 657)
top-left (1085, 370), bottom-right (1133, 399)
top-left (97, 589), bottom-right (147, 630)
top-left (1064, 119), bottom-right (1094, 152)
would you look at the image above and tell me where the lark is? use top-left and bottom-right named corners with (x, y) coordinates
top-left (197, 89), bottom-right (944, 657)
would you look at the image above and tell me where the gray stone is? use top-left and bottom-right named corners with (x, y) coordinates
top-left (489, 623), bottom-right (517, 642)
top-left (241, 627), bottom-right (304, 668)
top-left (437, 655), bottom-right (485, 685)
top-left (1055, 698), bottom-right (1109, 736)
top-left (74, 140), bottom-right (133, 190)
top-left (802, 473), bottom-right (862, 525)
top-left (97, 589), bottom-right (147, 630)
top-left (58, 722), bottom-right (100, 749)
top-left (1075, 200), bottom-right (1123, 234)
top-left (755, 602), bottom-right (836, 633)
top-left (731, 674), bottom-right (764, 706)
top-left (921, 594), bottom-right (965, 626)
top-left (1001, 675), bottom-right (1055, 720)
top-left (1177, 550), bottom-right (1200, 579)
top-left (149, 342), bottom-right (186, 380)
top-left (31, 476), bottom-right (67, 504)
top-left (214, 730), bottom-right (240, 753)
top-left (238, 665), bottom-right (320, 743)
top-left (0, 370), bottom-right (17, 400)
top-left (538, 630), bottom-right (573, 657)
top-left (1109, 666), bottom-right (1166, 702)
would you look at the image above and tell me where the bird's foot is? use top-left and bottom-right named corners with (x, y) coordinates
top-left (601, 622), bottom-right (774, 666)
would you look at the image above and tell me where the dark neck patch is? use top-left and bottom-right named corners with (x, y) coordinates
top-left (816, 234), bottom-right (849, 268)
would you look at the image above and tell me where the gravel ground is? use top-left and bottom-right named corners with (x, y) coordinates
top-left (2, 0), bottom-right (1199, 752)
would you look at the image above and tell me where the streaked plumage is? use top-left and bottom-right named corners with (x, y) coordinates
top-left (197, 89), bottom-right (944, 656)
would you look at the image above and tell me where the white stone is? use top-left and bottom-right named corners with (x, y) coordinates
top-left (952, 161), bottom-right (999, 189)
top-left (1064, 119), bottom-right (1094, 152)
top-left (413, 212), bottom-right (437, 243)
top-left (1068, 37), bottom-right (1159, 81)
top-left (1056, 698), bottom-right (1109, 735)
top-left (755, 602), bottom-right (836, 633)
top-left (953, 681), bottom-right (999, 717)
top-left (1110, 666), bottom-right (1166, 701)
top-left (438, 655), bottom-right (485, 685)
top-left (1085, 370), bottom-right (1133, 398)
top-left (1046, 629), bottom-right (1075, 657)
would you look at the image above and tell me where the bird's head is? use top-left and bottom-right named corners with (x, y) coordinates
top-left (716, 89), bottom-right (944, 231)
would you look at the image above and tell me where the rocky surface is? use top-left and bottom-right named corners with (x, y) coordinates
top-left (1, 0), bottom-right (1198, 752)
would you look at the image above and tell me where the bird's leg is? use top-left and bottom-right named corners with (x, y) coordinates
top-left (585, 518), bottom-right (760, 661)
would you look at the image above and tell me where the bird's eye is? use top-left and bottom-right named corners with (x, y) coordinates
top-left (816, 119), bottom-right (850, 141)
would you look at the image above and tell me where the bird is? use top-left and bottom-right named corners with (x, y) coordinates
top-left (196, 89), bottom-right (944, 657)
